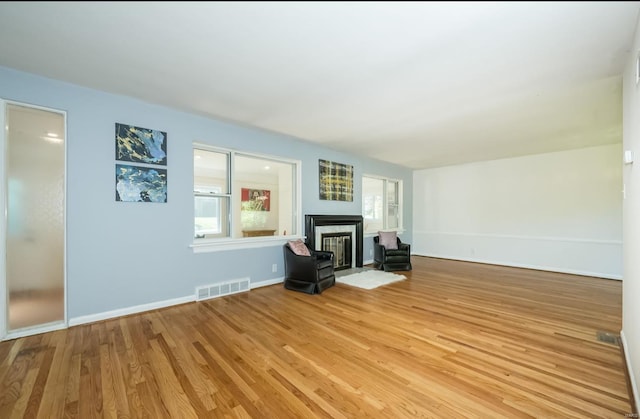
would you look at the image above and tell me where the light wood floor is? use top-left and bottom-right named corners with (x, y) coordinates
top-left (0, 257), bottom-right (633, 418)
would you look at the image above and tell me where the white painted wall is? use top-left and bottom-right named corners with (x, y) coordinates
top-left (413, 144), bottom-right (622, 279)
top-left (622, 13), bottom-right (640, 410)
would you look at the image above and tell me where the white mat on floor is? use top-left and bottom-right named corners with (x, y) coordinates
top-left (336, 270), bottom-right (406, 290)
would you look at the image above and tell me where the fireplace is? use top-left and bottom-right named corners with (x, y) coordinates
top-left (305, 215), bottom-right (363, 269)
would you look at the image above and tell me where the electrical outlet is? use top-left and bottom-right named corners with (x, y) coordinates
top-left (272, 263), bottom-right (277, 273)
top-left (369, 249), bottom-right (373, 256)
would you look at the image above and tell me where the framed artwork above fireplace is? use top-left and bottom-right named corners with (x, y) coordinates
top-left (318, 159), bottom-right (353, 201)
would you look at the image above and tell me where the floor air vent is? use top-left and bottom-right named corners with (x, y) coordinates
top-left (596, 331), bottom-right (620, 345)
top-left (196, 278), bottom-right (250, 301)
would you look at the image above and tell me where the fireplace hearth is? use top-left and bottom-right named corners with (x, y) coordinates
top-left (305, 215), bottom-right (363, 269)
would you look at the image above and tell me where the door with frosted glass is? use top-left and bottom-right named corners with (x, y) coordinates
top-left (4, 103), bottom-right (65, 331)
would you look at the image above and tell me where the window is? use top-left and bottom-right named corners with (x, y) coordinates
top-left (193, 145), bottom-right (299, 241)
top-left (194, 150), bottom-right (229, 238)
top-left (362, 175), bottom-right (402, 234)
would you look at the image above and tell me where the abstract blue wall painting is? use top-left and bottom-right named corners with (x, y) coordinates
top-left (116, 164), bottom-right (167, 203)
top-left (116, 123), bottom-right (167, 165)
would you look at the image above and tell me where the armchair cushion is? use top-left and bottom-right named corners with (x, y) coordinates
top-left (378, 231), bottom-right (398, 250)
top-left (288, 239), bottom-right (311, 256)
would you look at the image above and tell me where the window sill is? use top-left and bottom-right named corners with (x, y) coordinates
top-left (190, 235), bottom-right (304, 254)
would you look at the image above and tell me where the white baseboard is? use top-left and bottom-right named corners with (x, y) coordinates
top-left (69, 295), bottom-right (194, 327)
top-left (414, 253), bottom-right (622, 280)
top-left (251, 277), bottom-right (283, 289)
top-left (620, 330), bottom-right (639, 412)
top-left (69, 276), bottom-right (285, 327)
top-left (4, 321), bottom-right (67, 341)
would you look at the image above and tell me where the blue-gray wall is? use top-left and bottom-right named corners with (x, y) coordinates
top-left (0, 66), bottom-right (412, 320)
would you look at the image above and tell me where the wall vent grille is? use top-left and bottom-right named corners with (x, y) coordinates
top-left (196, 278), bottom-right (250, 301)
top-left (596, 330), bottom-right (620, 345)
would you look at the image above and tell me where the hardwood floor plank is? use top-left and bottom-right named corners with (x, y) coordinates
top-left (6, 360), bottom-right (38, 419)
top-left (39, 330), bottom-right (73, 418)
top-left (98, 343), bottom-right (120, 419)
top-left (0, 343), bottom-right (33, 413)
top-left (191, 340), bottom-right (258, 416)
top-left (78, 357), bottom-right (102, 419)
top-left (158, 324), bottom-right (219, 412)
top-left (155, 333), bottom-right (210, 417)
top-left (146, 338), bottom-right (199, 418)
top-left (0, 337), bottom-right (24, 387)
top-left (23, 346), bottom-right (54, 419)
top-left (0, 256), bottom-right (633, 417)
top-left (63, 353), bottom-right (81, 418)
top-left (134, 380), bottom-right (170, 419)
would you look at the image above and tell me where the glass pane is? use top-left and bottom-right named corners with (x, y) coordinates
top-left (194, 195), bottom-right (229, 238)
top-left (235, 154), bottom-right (296, 237)
top-left (363, 177), bottom-right (384, 233)
top-left (387, 181), bottom-right (399, 229)
top-left (6, 104), bottom-right (65, 330)
top-left (194, 149), bottom-right (229, 194)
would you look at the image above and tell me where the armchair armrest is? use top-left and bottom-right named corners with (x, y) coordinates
top-left (312, 250), bottom-right (334, 261)
top-left (398, 242), bottom-right (410, 253)
top-left (374, 242), bottom-right (387, 260)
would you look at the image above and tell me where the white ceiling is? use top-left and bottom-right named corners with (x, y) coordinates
top-left (0, 1), bottom-right (638, 169)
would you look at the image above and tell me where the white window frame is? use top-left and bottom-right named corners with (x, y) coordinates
top-left (362, 174), bottom-right (404, 235)
top-left (190, 143), bottom-right (302, 253)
